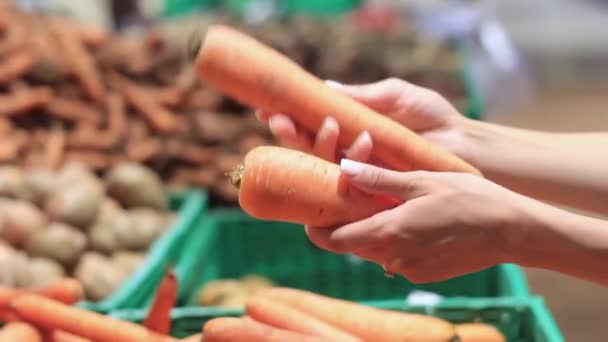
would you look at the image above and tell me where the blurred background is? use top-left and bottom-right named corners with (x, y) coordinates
top-left (2, 0), bottom-right (608, 340)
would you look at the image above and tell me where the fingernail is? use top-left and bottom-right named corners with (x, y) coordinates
top-left (359, 131), bottom-right (372, 144)
top-left (340, 158), bottom-right (364, 176)
top-left (325, 80), bottom-right (343, 89)
top-left (323, 116), bottom-right (338, 131)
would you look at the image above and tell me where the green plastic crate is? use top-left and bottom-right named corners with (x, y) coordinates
top-left (77, 189), bottom-right (209, 313)
top-left (163, 209), bottom-right (529, 309)
top-left (110, 296), bottom-right (563, 341)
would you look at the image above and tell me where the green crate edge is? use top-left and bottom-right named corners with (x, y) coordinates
top-left (110, 296), bottom-right (563, 341)
top-left (76, 188), bottom-right (209, 313)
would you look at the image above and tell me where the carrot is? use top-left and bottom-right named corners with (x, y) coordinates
top-left (0, 136), bottom-right (19, 162)
top-left (259, 288), bottom-right (457, 341)
top-left (124, 82), bottom-right (178, 133)
top-left (229, 145), bottom-right (397, 226)
top-left (143, 268), bottom-right (178, 335)
top-left (203, 317), bottom-right (323, 342)
top-left (191, 24), bottom-right (481, 176)
top-left (0, 48), bottom-right (34, 84)
top-left (45, 125), bottom-right (66, 170)
top-left (11, 295), bottom-right (177, 342)
top-left (0, 87), bottom-right (53, 117)
top-left (106, 93), bottom-right (127, 138)
top-left (48, 330), bottom-right (93, 342)
top-left (0, 310), bottom-right (18, 322)
top-left (49, 18), bottom-right (106, 104)
top-left (0, 322), bottom-right (42, 342)
top-left (68, 129), bottom-right (118, 150)
top-left (0, 278), bottom-right (83, 311)
top-left (166, 139), bottom-right (217, 165)
top-left (45, 98), bottom-right (103, 125)
top-left (126, 138), bottom-right (162, 163)
top-left (454, 323), bottom-right (506, 342)
top-left (246, 297), bottom-right (361, 341)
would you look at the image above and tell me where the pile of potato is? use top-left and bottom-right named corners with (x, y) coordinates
top-left (0, 162), bottom-right (175, 301)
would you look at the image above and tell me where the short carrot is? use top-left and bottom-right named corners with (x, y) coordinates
top-left (143, 268), bottom-right (178, 335)
top-left (11, 295), bottom-right (177, 342)
top-left (230, 145), bottom-right (398, 227)
top-left (0, 86), bottom-right (53, 117)
top-left (0, 321), bottom-right (42, 342)
top-left (259, 287), bottom-right (457, 341)
top-left (455, 323), bottom-right (506, 342)
top-left (203, 317), bottom-right (323, 342)
top-left (45, 125), bottom-right (66, 170)
top-left (191, 24), bottom-right (481, 176)
top-left (123, 81), bottom-right (178, 133)
top-left (0, 278), bottom-right (83, 311)
top-left (246, 297), bottom-right (361, 341)
top-left (45, 98), bottom-right (103, 125)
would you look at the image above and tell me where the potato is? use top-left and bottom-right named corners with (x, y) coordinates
top-left (88, 206), bottom-right (130, 254)
top-left (74, 252), bottom-right (130, 301)
top-left (0, 251), bottom-right (28, 287)
top-left (26, 223), bottom-right (87, 266)
top-left (22, 168), bottom-right (56, 204)
top-left (114, 208), bottom-right (165, 250)
top-left (111, 251), bottom-right (146, 274)
top-left (0, 166), bottom-right (31, 199)
top-left (240, 274), bottom-right (274, 294)
top-left (94, 198), bottom-right (121, 226)
top-left (56, 162), bottom-right (98, 186)
top-left (17, 257), bottom-right (66, 288)
top-left (44, 177), bottom-right (104, 229)
top-left (106, 163), bottom-right (167, 210)
top-left (0, 200), bottom-right (47, 247)
top-left (197, 280), bottom-right (247, 306)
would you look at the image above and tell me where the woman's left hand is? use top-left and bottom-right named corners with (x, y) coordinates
top-left (305, 159), bottom-right (535, 283)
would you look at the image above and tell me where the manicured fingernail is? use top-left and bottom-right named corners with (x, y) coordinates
top-left (325, 80), bottom-right (343, 89)
top-left (341, 158), bottom-right (364, 176)
top-left (322, 116), bottom-right (338, 131)
top-left (359, 131), bottom-right (371, 144)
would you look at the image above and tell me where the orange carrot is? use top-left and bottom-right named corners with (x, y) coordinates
top-left (259, 288), bottom-right (457, 341)
top-left (45, 126), bottom-right (66, 170)
top-left (230, 145), bottom-right (397, 227)
top-left (0, 86), bottom-right (53, 117)
top-left (0, 322), bottom-right (42, 342)
top-left (45, 98), bottom-right (103, 125)
top-left (106, 93), bottom-right (127, 138)
top-left (124, 82), bottom-right (178, 133)
top-left (48, 330), bottom-right (93, 342)
top-left (12, 295), bottom-right (177, 342)
top-left (0, 48), bottom-right (34, 84)
top-left (49, 18), bottom-right (105, 104)
top-left (203, 317), bottom-right (323, 342)
top-left (143, 268), bottom-right (178, 335)
top-left (0, 310), bottom-right (18, 322)
top-left (0, 278), bottom-right (83, 312)
top-left (246, 297), bottom-right (361, 341)
top-left (455, 323), bottom-right (506, 342)
top-left (192, 24), bottom-right (481, 176)
top-left (126, 138), bottom-right (162, 163)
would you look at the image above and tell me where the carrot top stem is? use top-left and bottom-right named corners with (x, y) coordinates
top-left (228, 163), bottom-right (244, 189)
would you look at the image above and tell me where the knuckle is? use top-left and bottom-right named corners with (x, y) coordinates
top-left (368, 169), bottom-right (385, 189)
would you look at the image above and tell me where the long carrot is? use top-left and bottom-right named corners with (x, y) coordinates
top-left (123, 82), bottom-right (178, 133)
top-left (0, 321), bottom-right (42, 342)
top-left (259, 288), bottom-right (457, 341)
top-left (203, 317), bottom-right (323, 342)
top-left (0, 86), bottom-right (53, 117)
top-left (45, 98), bottom-right (103, 125)
top-left (0, 278), bottom-right (83, 311)
top-left (11, 295), bottom-right (177, 342)
top-left (230, 145), bottom-right (397, 227)
top-left (246, 297), bottom-right (361, 341)
top-left (143, 268), bottom-right (178, 335)
top-left (191, 24), bottom-right (481, 176)
top-left (455, 323), bottom-right (506, 342)
top-left (0, 48), bottom-right (34, 84)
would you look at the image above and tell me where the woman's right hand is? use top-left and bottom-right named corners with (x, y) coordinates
top-left (255, 78), bottom-right (473, 164)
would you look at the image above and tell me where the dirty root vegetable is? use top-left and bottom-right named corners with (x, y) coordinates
top-left (17, 257), bottom-right (66, 288)
top-left (11, 295), bottom-right (177, 342)
top-left (230, 145), bottom-right (397, 227)
top-left (455, 323), bottom-right (506, 342)
top-left (0, 165), bottom-right (28, 198)
top-left (191, 24), bottom-right (481, 176)
top-left (88, 207), bottom-right (130, 254)
top-left (0, 322), bottom-right (42, 342)
top-left (259, 287), bottom-right (457, 341)
top-left (114, 208), bottom-right (165, 250)
top-left (26, 223), bottom-right (87, 267)
top-left (203, 317), bottom-right (323, 342)
top-left (106, 163), bottom-right (166, 210)
top-left (111, 251), bottom-right (146, 274)
top-left (0, 251), bottom-right (28, 287)
top-left (44, 176), bottom-right (104, 229)
top-left (22, 168), bottom-right (55, 204)
top-left (74, 252), bottom-right (129, 301)
top-left (0, 199), bottom-right (47, 247)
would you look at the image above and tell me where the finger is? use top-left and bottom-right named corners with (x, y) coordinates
top-left (304, 211), bottom-right (391, 254)
top-left (269, 114), bottom-right (313, 151)
top-left (344, 131), bottom-right (373, 162)
top-left (325, 78), bottom-right (413, 114)
top-left (313, 117), bottom-right (340, 162)
top-left (340, 159), bottom-right (431, 200)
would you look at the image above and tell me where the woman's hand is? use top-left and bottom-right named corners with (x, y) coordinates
top-left (256, 78), bottom-right (472, 163)
top-left (306, 159), bottom-right (533, 283)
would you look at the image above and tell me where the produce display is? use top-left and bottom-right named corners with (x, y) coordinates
top-left (0, 4), bottom-right (474, 205)
top-left (0, 162), bottom-right (175, 301)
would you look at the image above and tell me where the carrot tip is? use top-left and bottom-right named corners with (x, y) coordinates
top-left (228, 163), bottom-right (244, 189)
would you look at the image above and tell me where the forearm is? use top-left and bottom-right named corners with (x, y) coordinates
top-left (513, 200), bottom-right (608, 286)
top-left (461, 118), bottom-right (608, 213)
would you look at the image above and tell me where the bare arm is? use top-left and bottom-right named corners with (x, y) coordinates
top-left (462, 118), bottom-right (608, 213)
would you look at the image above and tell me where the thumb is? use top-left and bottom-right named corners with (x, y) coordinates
top-left (325, 78), bottom-right (412, 114)
top-left (340, 159), bottom-right (430, 200)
